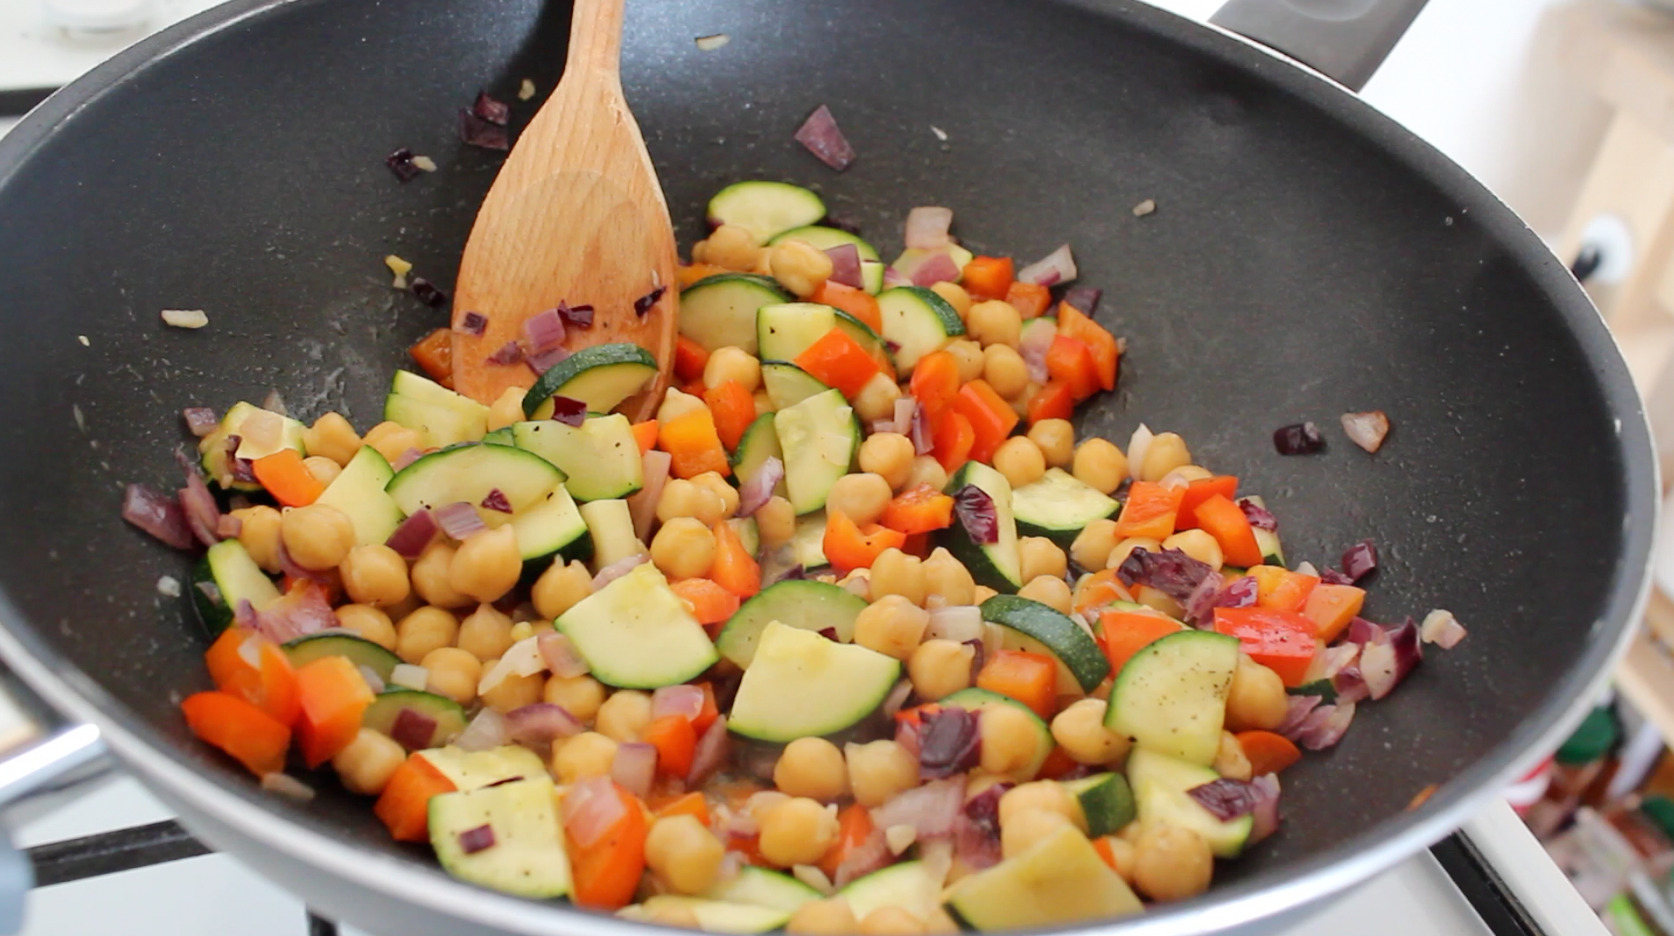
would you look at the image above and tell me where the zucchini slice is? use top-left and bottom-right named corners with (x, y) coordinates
top-left (521, 342), bottom-right (657, 418)
top-left (728, 622), bottom-right (899, 742)
top-left (363, 689), bottom-right (468, 750)
top-left (509, 483), bottom-right (591, 565)
top-left (774, 388), bottom-right (860, 515)
top-left (768, 225), bottom-right (880, 261)
top-left (980, 595), bottom-right (1110, 692)
top-left (191, 540), bottom-right (280, 634)
top-left (760, 361), bottom-right (831, 411)
top-left (1105, 630), bottom-right (1239, 766)
top-left (633, 898), bottom-right (789, 934)
top-left (1126, 748), bottom-right (1254, 857)
top-left (939, 461), bottom-right (1022, 592)
top-left (942, 687), bottom-right (1052, 780)
top-left (416, 744), bottom-right (547, 790)
top-left (197, 401), bottom-right (305, 490)
top-left (314, 445), bottom-right (403, 547)
top-left (757, 302), bottom-right (839, 364)
top-left (510, 414), bottom-right (643, 502)
top-left (384, 370), bottom-right (490, 448)
top-left (385, 443), bottom-right (563, 520)
top-left (429, 777), bottom-right (571, 899)
top-left (715, 579), bottom-right (868, 668)
top-left (945, 825), bottom-right (1141, 929)
top-left (554, 562), bottom-right (718, 688)
top-left (1062, 772), bottom-right (1136, 837)
top-left (730, 413), bottom-right (787, 496)
top-left (838, 861), bottom-right (941, 923)
top-left (1011, 468), bottom-right (1120, 548)
top-left (282, 633), bottom-right (402, 680)
top-left (877, 286), bottom-right (964, 374)
top-left (707, 181), bottom-right (826, 244)
top-left (678, 273), bottom-right (791, 355)
top-left (704, 867), bottom-right (822, 913)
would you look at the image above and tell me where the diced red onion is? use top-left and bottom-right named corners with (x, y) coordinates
top-left (825, 244), bottom-right (863, 289)
top-left (687, 716), bottom-right (729, 786)
top-left (563, 776), bottom-right (626, 848)
top-left (833, 824), bottom-right (891, 887)
top-left (926, 605), bottom-right (984, 643)
top-left (236, 410), bottom-right (282, 458)
top-left (882, 680), bottom-right (914, 719)
top-left (905, 207), bottom-right (954, 251)
top-left (538, 632), bottom-right (590, 678)
top-left (480, 489), bottom-right (513, 513)
top-left (793, 104), bottom-right (856, 172)
top-left (386, 509), bottom-right (438, 558)
top-left (261, 772), bottom-right (317, 801)
top-left (385, 147), bottom-right (422, 182)
top-left (555, 301), bottom-right (595, 330)
top-left (1387, 616), bottom-right (1423, 683)
top-left (1278, 694), bottom-right (1322, 736)
top-left (868, 418), bottom-right (896, 436)
top-left (436, 502), bottom-right (488, 540)
top-left (183, 407), bottom-right (219, 437)
top-left (455, 708), bottom-right (510, 752)
top-left (1273, 422), bottom-right (1325, 455)
top-left (216, 514), bottom-right (243, 538)
top-left (1017, 244), bottom-right (1077, 286)
top-left (634, 285), bottom-right (668, 318)
top-left (486, 341), bottom-right (524, 366)
top-left (1248, 774), bottom-right (1282, 844)
top-left (593, 554), bottom-right (648, 590)
top-left (1184, 570), bottom-right (1227, 626)
top-left (883, 267), bottom-right (910, 289)
top-left (964, 638), bottom-right (987, 685)
top-left (254, 582), bottom-right (337, 644)
top-left (869, 778), bottom-right (964, 839)
top-left (1342, 540), bottom-right (1378, 582)
top-left (1062, 286), bottom-right (1102, 315)
top-left (1187, 777), bottom-right (1267, 821)
top-left (1294, 701), bottom-right (1356, 751)
top-left (839, 576), bottom-right (869, 601)
top-left (506, 703), bottom-right (584, 745)
top-left (909, 404), bottom-right (933, 455)
top-left (894, 716), bottom-right (922, 760)
top-left (1238, 498), bottom-right (1277, 532)
top-left (458, 824), bottom-right (496, 854)
top-left (522, 309), bottom-right (567, 356)
top-left (1311, 642), bottom-right (1360, 681)
top-left (1214, 575), bottom-right (1259, 614)
top-left (1294, 561), bottom-right (1319, 578)
top-left (917, 707), bottom-right (981, 779)
top-left (952, 787), bottom-right (1005, 872)
top-left (527, 347), bottom-right (571, 376)
top-left (459, 108), bottom-right (509, 150)
top-left (390, 664), bottom-right (429, 692)
top-left (653, 685), bottom-right (706, 722)
top-left (1341, 410), bottom-right (1390, 453)
top-left (411, 278), bottom-right (447, 307)
top-left (275, 541), bottom-right (333, 586)
top-left (611, 743), bottom-right (658, 799)
top-left (544, 395), bottom-right (586, 429)
top-left (953, 484), bottom-right (999, 545)
top-left (910, 251), bottom-right (960, 288)
top-left (392, 447), bottom-right (425, 471)
top-left (391, 707), bottom-right (438, 750)
top-left (1020, 325), bottom-right (1054, 386)
top-left (892, 398), bottom-right (917, 437)
top-left (737, 457), bottom-right (784, 518)
top-left (630, 450), bottom-right (672, 543)
top-left (1421, 609), bottom-right (1467, 649)
top-left (456, 312), bottom-right (488, 336)
top-left (472, 91), bottom-right (510, 126)
top-left (233, 599), bottom-right (258, 631)
top-left (1359, 640), bottom-right (1399, 701)
top-left (1320, 568), bottom-right (1354, 586)
top-left (177, 460), bottom-right (222, 547)
top-left (479, 637), bottom-right (547, 697)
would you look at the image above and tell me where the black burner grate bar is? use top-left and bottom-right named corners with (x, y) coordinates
top-left (25, 819), bottom-right (210, 887)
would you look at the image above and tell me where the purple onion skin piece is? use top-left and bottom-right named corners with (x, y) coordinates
top-left (952, 485), bottom-right (999, 545)
top-left (793, 104), bottom-right (856, 172)
top-left (410, 278), bottom-right (447, 307)
top-left (457, 824), bottom-right (496, 854)
top-left (961, 781), bottom-right (1011, 840)
top-left (1237, 498), bottom-right (1277, 531)
top-left (1116, 547), bottom-right (1214, 601)
top-left (547, 396), bottom-right (587, 428)
top-left (459, 109), bottom-right (510, 150)
top-left (1061, 286), bottom-right (1102, 314)
top-left (456, 311), bottom-right (488, 336)
top-left (385, 148), bottom-right (421, 182)
top-left (486, 341), bottom-right (523, 366)
top-left (634, 285), bottom-right (667, 317)
top-left (1187, 778), bottom-right (1265, 821)
top-left (472, 91), bottom-right (510, 126)
top-left (1273, 422), bottom-right (1324, 455)
top-left (916, 706), bottom-right (981, 779)
top-left (480, 489), bottom-right (513, 513)
top-left (555, 301), bottom-right (594, 329)
top-left (1341, 539), bottom-right (1379, 582)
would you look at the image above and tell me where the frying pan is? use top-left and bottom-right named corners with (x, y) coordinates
top-left (0, 0), bottom-right (1653, 933)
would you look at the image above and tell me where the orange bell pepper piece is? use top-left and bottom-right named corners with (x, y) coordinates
top-left (819, 803), bottom-right (879, 878)
top-left (570, 783), bottom-right (649, 910)
top-left (794, 328), bottom-right (882, 399)
top-left (660, 407), bottom-right (731, 479)
top-left (1036, 745), bottom-right (1081, 780)
top-left (703, 380), bottom-right (757, 451)
top-left (1302, 583), bottom-right (1366, 643)
top-left (674, 335), bottom-right (710, 384)
top-left (1175, 476), bottom-right (1239, 531)
top-left (1212, 607), bottom-right (1318, 687)
top-left (977, 650), bottom-right (1058, 719)
top-left (1093, 836), bottom-right (1122, 873)
top-left (1005, 281), bottom-right (1052, 320)
top-left (1045, 336), bottom-right (1101, 401)
top-left (709, 520), bottom-right (761, 598)
top-left (294, 655), bottom-right (375, 768)
top-left (670, 578), bottom-right (740, 625)
top-left (181, 691), bottom-right (292, 777)
top-left (1193, 493), bottom-right (1264, 568)
top-left (1255, 568), bottom-right (1319, 614)
top-left (654, 791), bottom-right (712, 826)
top-left (631, 420), bottom-right (659, 455)
top-left (252, 448), bottom-right (326, 508)
top-left (408, 328), bottom-right (454, 388)
top-left (880, 484), bottom-right (956, 534)
top-left (961, 256), bottom-right (1015, 302)
top-left (931, 410), bottom-right (975, 474)
top-left (205, 627), bottom-right (300, 727)
top-left (952, 380), bottom-right (1019, 464)
top-left (1113, 481), bottom-right (1185, 540)
top-left (376, 753), bottom-right (458, 842)
top-left (909, 349), bottom-right (961, 418)
top-left (1100, 610), bottom-right (1185, 675)
top-left (813, 280), bottom-right (883, 333)
top-left (823, 509), bottom-right (907, 573)
top-left (1073, 568), bottom-right (1135, 616)
top-left (1236, 730), bottom-right (1303, 776)
top-left (1027, 380), bottom-right (1075, 426)
top-left (1057, 302), bottom-right (1119, 391)
top-left (644, 714), bottom-right (698, 778)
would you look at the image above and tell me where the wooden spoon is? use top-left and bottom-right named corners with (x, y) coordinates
top-left (450, 0), bottom-right (676, 421)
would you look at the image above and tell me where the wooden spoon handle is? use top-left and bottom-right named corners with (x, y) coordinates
top-left (565, 0), bottom-right (627, 78)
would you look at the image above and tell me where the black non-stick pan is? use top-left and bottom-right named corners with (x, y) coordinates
top-left (0, 0), bottom-right (1653, 934)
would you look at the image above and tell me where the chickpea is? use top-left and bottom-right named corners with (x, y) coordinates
top-left (990, 439), bottom-right (1045, 493)
top-left (1002, 809), bottom-right (1075, 860)
top-left (651, 518), bottom-right (718, 580)
top-left (303, 455), bottom-right (342, 486)
top-left (395, 606), bottom-right (457, 665)
top-left (340, 544), bottom-right (411, 607)
top-left (944, 339), bottom-right (985, 384)
top-left (1133, 823), bottom-right (1214, 902)
top-left (908, 639), bottom-right (975, 701)
top-left (485, 386), bottom-right (526, 433)
top-left (854, 594), bottom-right (930, 660)
top-left (860, 908), bottom-right (925, 936)
top-left (1213, 731), bottom-right (1253, 781)
top-left (646, 815), bottom-right (726, 895)
top-left (828, 473), bottom-right (893, 527)
top-left (1161, 465), bottom-right (1214, 486)
top-left (1028, 419), bottom-right (1076, 469)
top-left (693, 223), bottom-right (763, 270)
top-left (481, 670), bottom-right (544, 713)
top-left (1018, 537), bottom-right (1068, 583)
top-left (922, 548), bottom-right (976, 607)
top-left (1018, 575), bottom-right (1073, 614)
top-left (596, 690), bottom-right (654, 742)
top-left (1099, 836), bottom-right (1137, 883)
top-left (973, 585), bottom-right (1000, 604)
top-left (859, 434), bottom-right (915, 491)
top-left (787, 898), bottom-right (860, 936)
top-left (1140, 432), bottom-right (1192, 483)
top-left (1107, 536), bottom-right (1163, 572)
top-left (999, 781), bottom-right (1083, 831)
top-left (456, 603), bottom-right (515, 662)
top-left (1163, 529), bottom-right (1223, 570)
top-left (646, 902), bottom-right (701, 929)
top-left (532, 559), bottom-right (592, 621)
top-left (449, 525), bottom-right (521, 603)
top-left (658, 387), bottom-right (708, 424)
top-left (233, 505), bottom-right (284, 573)
top-left (422, 647), bottom-right (482, 705)
top-left (930, 281), bottom-right (973, 319)
top-left (691, 471), bottom-right (741, 520)
top-left (755, 496), bottom-right (796, 548)
top-left (657, 478), bottom-right (727, 528)
top-left (774, 737), bottom-right (849, 801)
top-left (1072, 438), bottom-right (1128, 495)
top-left (335, 604), bottom-right (397, 650)
top-left (412, 541), bottom-right (471, 608)
top-left (703, 346), bottom-right (762, 393)
top-left (982, 345), bottom-right (1031, 399)
top-left (1051, 698), bottom-right (1130, 766)
top-left (1226, 656), bottom-right (1289, 731)
top-left (303, 412), bottom-right (361, 467)
top-left (981, 703), bottom-right (1046, 779)
top-left (1070, 519), bottom-right (1120, 571)
top-left (905, 456), bottom-right (948, 493)
top-left (852, 372), bottom-right (903, 423)
top-left (544, 674), bottom-right (606, 723)
top-left (280, 503), bottom-right (356, 571)
top-left (331, 728), bottom-right (405, 795)
top-left (966, 300), bottom-right (1022, 349)
top-left (552, 731), bottom-right (618, 783)
top-left (877, 548), bottom-right (931, 605)
top-left (923, 909), bottom-right (961, 936)
top-left (758, 797), bottom-right (839, 867)
top-left (768, 239), bottom-right (834, 298)
top-left (845, 740), bottom-right (920, 807)
top-left (362, 421), bottom-right (424, 464)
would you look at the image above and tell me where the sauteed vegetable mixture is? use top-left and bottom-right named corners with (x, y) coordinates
top-left (126, 180), bottom-right (1464, 932)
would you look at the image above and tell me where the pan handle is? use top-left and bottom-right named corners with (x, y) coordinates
top-left (0, 667), bottom-right (111, 824)
top-left (1209, 0), bottom-right (1430, 92)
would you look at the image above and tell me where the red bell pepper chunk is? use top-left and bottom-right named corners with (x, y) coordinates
top-left (1212, 607), bottom-right (1318, 687)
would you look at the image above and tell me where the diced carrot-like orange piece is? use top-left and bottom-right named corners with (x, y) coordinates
top-left (294, 655), bottom-right (375, 768)
top-left (976, 649), bottom-right (1058, 719)
top-left (660, 407), bottom-right (731, 479)
top-left (1302, 583), bottom-right (1366, 643)
top-left (1175, 476), bottom-right (1238, 532)
top-left (1113, 482), bottom-right (1185, 540)
top-left (181, 691), bottom-right (291, 777)
top-left (1193, 493), bottom-right (1264, 568)
top-left (205, 627), bottom-right (300, 727)
top-left (1100, 610), bottom-right (1185, 676)
top-left (408, 328), bottom-right (455, 388)
top-left (375, 753), bottom-right (457, 842)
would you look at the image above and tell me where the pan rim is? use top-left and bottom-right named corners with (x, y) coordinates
top-left (0, 0), bottom-right (1655, 933)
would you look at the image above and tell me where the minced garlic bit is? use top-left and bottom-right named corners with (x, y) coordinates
top-left (385, 254), bottom-right (413, 290)
top-left (157, 575), bottom-right (181, 597)
top-left (77, 335), bottom-right (89, 346)
top-left (161, 309), bottom-right (209, 329)
top-left (411, 155), bottom-right (438, 173)
top-left (518, 78), bottom-right (536, 101)
top-left (695, 33), bottom-right (730, 51)
top-left (1132, 199), bottom-right (1156, 217)
top-left (931, 125), bottom-right (948, 142)
top-left (885, 824), bottom-right (917, 855)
